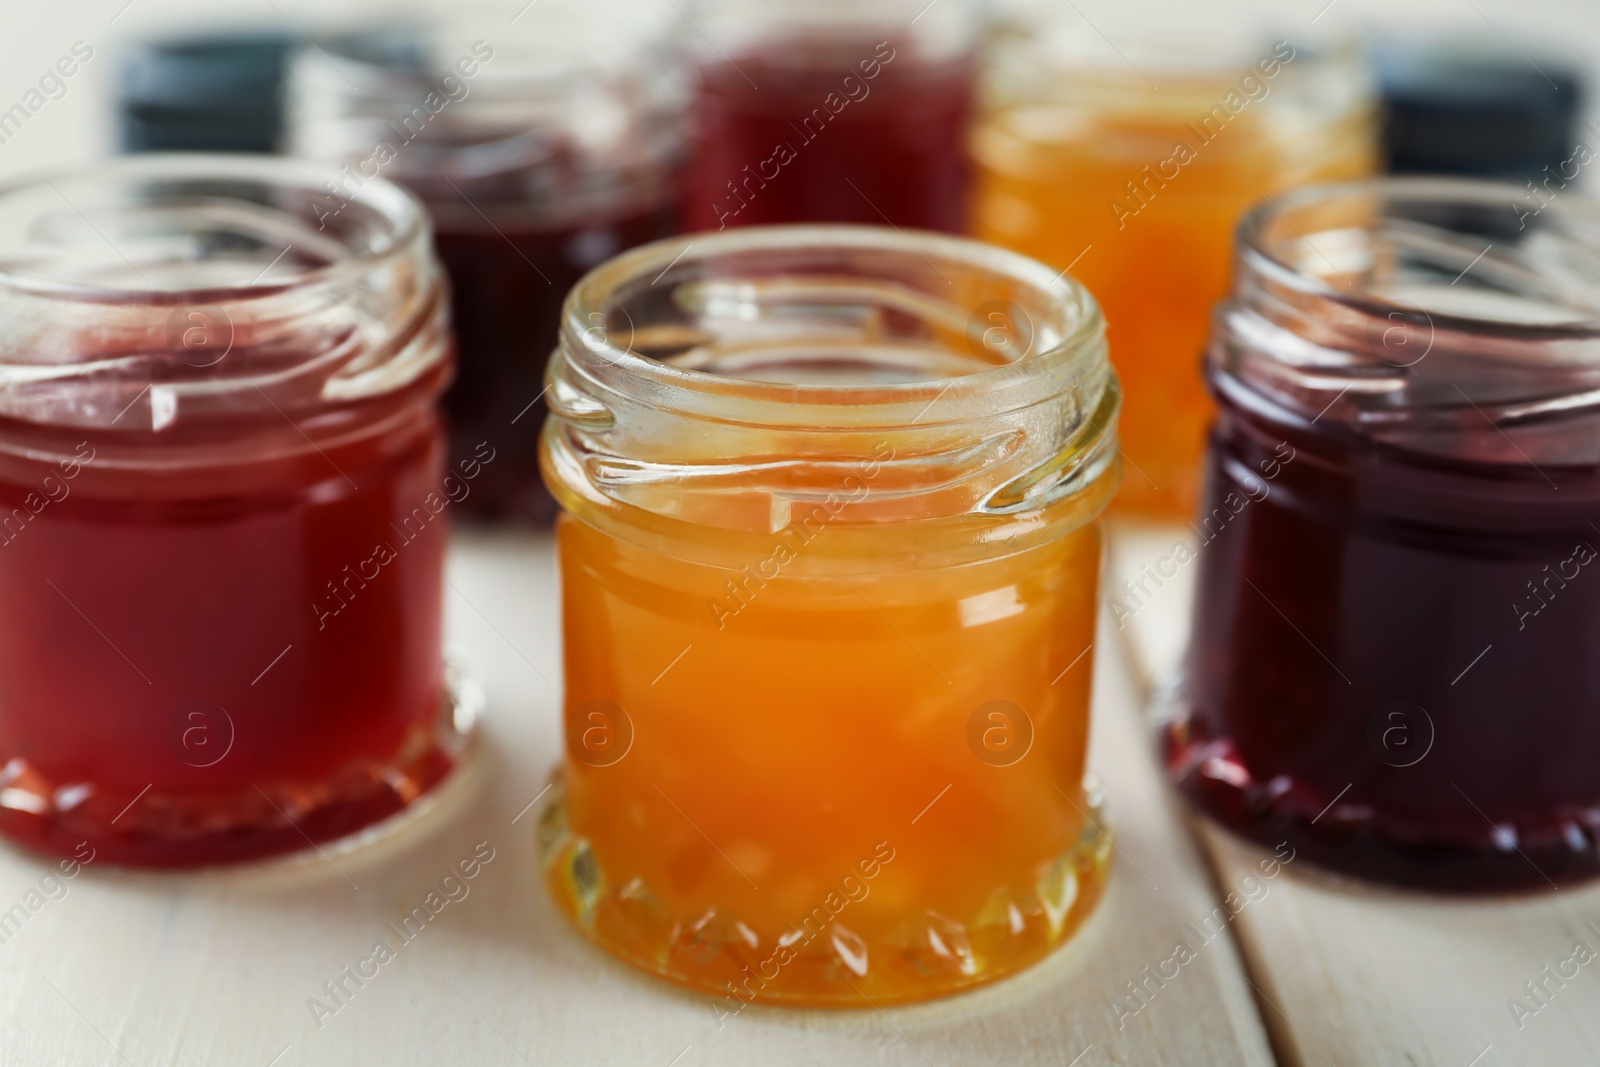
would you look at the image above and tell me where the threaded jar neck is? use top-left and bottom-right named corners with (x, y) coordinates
top-left (543, 224), bottom-right (1119, 556)
top-left (0, 154), bottom-right (447, 462)
top-left (1216, 176), bottom-right (1600, 467)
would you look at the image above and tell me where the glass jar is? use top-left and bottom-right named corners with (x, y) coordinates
top-left (539, 225), bottom-right (1119, 1005)
top-left (678, 0), bottom-right (982, 233)
top-left (972, 23), bottom-right (1377, 517)
top-left (0, 155), bottom-right (471, 867)
top-left (1166, 177), bottom-right (1600, 891)
top-left (289, 10), bottom-right (687, 522)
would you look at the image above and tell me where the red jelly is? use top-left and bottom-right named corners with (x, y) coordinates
top-left (0, 156), bottom-right (470, 867)
top-left (679, 8), bottom-right (978, 232)
top-left (1166, 179), bottom-right (1600, 891)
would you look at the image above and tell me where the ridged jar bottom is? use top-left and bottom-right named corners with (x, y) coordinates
top-left (1162, 687), bottom-right (1600, 893)
top-left (0, 665), bottom-right (481, 870)
top-left (538, 771), bottom-right (1112, 1007)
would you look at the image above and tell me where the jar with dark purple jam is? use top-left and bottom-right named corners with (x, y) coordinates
top-left (290, 12), bottom-right (687, 521)
top-left (1165, 177), bottom-right (1600, 892)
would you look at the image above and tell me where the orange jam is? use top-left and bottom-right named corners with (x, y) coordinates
top-left (539, 226), bottom-right (1120, 1005)
top-left (972, 34), bottom-right (1376, 517)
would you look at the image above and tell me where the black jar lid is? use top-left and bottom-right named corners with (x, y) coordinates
top-left (1377, 41), bottom-right (1584, 181)
top-left (119, 32), bottom-right (294, 154)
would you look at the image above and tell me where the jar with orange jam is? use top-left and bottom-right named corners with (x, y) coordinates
top-left (972, 25), bottom-right (1376, 517)
top-left (539, 226), bottom-right (1120, 1005)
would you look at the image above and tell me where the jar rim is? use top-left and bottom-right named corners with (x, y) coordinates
top-left (545, 223), bottom-right (1119, 546)
top-left (1218, 175), bottom-right (1600, 466)
top-left (0, 153), bottom-right (448, 439)
top-left (559, 223), bottom-right (1106, 425)
top-left (0, 153), bottom-right (427, 303)
top-left (1236, 175), bottom-right (1600, 339)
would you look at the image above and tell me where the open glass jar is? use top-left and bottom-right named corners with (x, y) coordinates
top-left (1166, 177), bottom-right (1600, 891)
top-left (539, 225), bottom-right (1119, 1004)
top-left (290, 11), bottom-right (687, 522)
top-left (972, 23), bottom-right (1376, 517)
top-left (0, 156), bottom-right (472, 867)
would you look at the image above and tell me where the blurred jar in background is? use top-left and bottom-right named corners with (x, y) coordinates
top-left (972, 23), bottom-right (1377, 518)
top-left (1377, 39), bottom-right (1585, 181)
top-left (119, 33), bottom-right (293, 153)
top-left (678, 0), bottom-right (982, 233)
top-left (0, 156), bottom-right (469, 867)
top-left (290, 11), bottom-right (687, 522)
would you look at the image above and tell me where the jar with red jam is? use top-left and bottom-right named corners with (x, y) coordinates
top-left (290, 13), bottom-right (688, 522)
top-left (1166, 177), bottom-right (1600, 891)
top-left (0, 155), bottom-right (472, 867)
top-left (678, 0), bottom-right (981, 233)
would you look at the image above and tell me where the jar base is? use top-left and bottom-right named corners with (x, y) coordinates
top-left (0, 665), bottom-right (481, 870)
top-left (537, 772), bottom-right (1113, 1007)
top-left (1161, 691), bottom-right (1600, 894)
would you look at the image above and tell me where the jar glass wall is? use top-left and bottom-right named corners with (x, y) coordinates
top-left (1167, 177), bottom-right (1600, 891)
top-left (539, 226), bottom-right (1119, 1004)
top-left (290, 11), bottom-right (687, 522)
top-left (678, 0), bottom-right (981, 233)
top-left (0, 156), bottom-right (470, 867)
top-left (972, 24), bottom-right (1377, 517)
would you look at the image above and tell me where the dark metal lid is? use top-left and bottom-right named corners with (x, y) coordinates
top-left (119, 33), bottom-right (294, 154)
top-left (1378, 42), bottom-right (1585, 180)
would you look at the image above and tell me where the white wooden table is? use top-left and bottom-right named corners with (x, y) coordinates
top-left (0, 528), bottom-right (1274, 1067)
top-left (4, 523), bottom-right (1600, 1065)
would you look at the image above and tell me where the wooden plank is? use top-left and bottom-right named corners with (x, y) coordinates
top-left (1110, 520), bottom-right (1600, 1067)
top-left (0, 530), bottom-right (1274, 1066)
